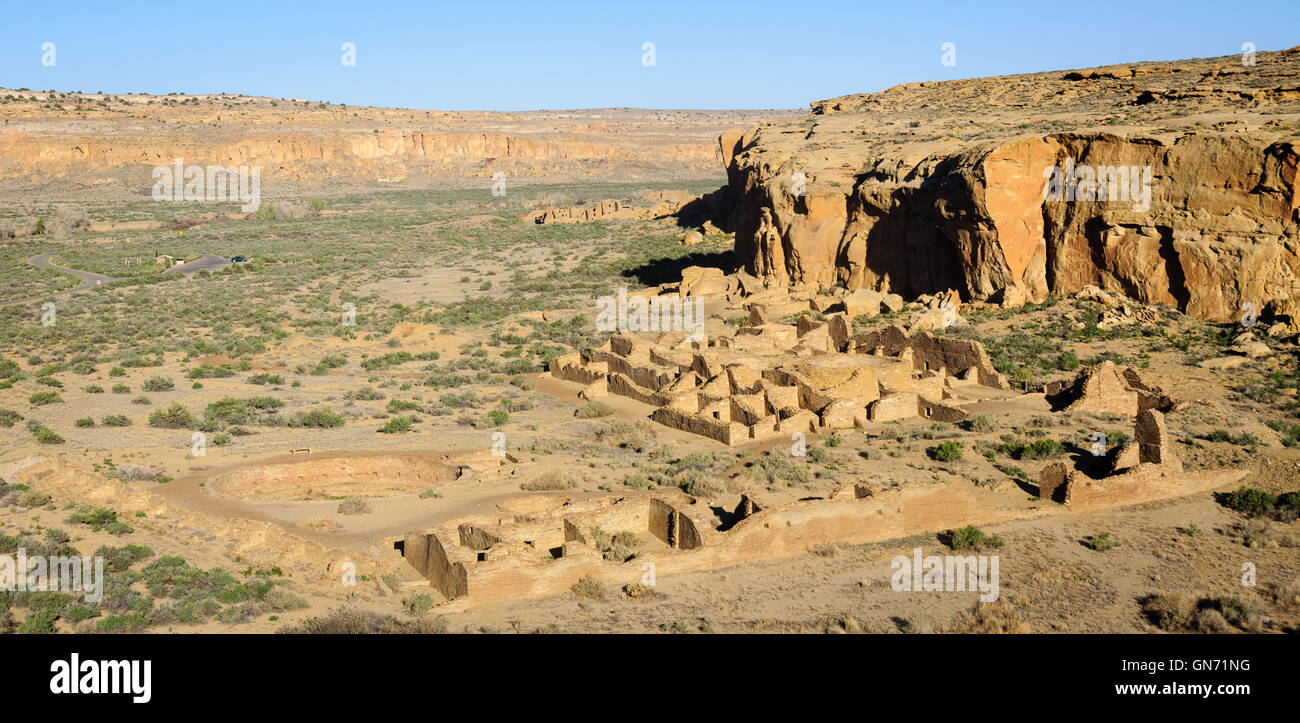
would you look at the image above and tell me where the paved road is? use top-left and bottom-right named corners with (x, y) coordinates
top-left (2, 252), bottom-right (236, 309)
top-left (161, 254), bottom-right (233, 275)
top-left (0, 252), bottom-right (121, 308)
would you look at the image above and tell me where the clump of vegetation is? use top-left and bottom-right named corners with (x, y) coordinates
top-left (336, 497), bottom-right (371, 515)
top-left (102, 414), bottom-right (130, 427)
top-left (142, 375), bottom-right (175, 392)
top-left (574, 400), bottom-right (614, 418)
top-left (68, 506), bottom-right (132, 534)
top-left (1141, 594), bottom-right (1261, 632)
top-left (961, 415), bottom-right (995, 433)
top-left (743, 451), bottom-right (811, 487)
top-left (283, 608), bottom-right (446, 634)
top-left (944, 525), bottom-right (1004, 551)
top-left (623, 582), bottom-right (657, 600)
top-left (402, 592), bottom-right (436, 616)
top-left (941, 599), bottom-right (1031, 633)
top-left (1085, 532), bottom-right (1117, 551)
top-left (248, 373), bottom-right (284, 385)
top-left (1219, 486), bottom-right (1300, 521)
top-left (521, 470), bottom-right (575, 491)
top-left (28, 390), bottom-right (63, 406)
top-left (378, 415), bottom-right (414, 433)
top-left (26, 420), bottom-right (64, 444)
top-left (149, 402), bottom-right (197, 429)
top-left (570, 575), bottom-right (606, 600)
top-left (997, 438), bottom-right (1064, 460)
top-left (927, 441), bottom-right (963, 462)
top-left (1204, 429), bottom-right (1263, 448)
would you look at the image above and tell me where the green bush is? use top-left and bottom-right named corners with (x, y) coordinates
top-left (928, 441), bottom-right (963, 462)
top-left (149, 403), bottom-right (197, 429)
top-left (142, 376), bottom-right (175, 392)
top-left (1221, 487), bottom-right (1277, 517)
top-left (102, 414), bottom-right (129, 427)
top-left (28, 391), bottom-right (63, 405)
top-left (1086, 532), bottom-right (1117, 551)
top-left (378, 415), bottom-right (413, 433)
top-left (946, 525), bottom-right (1004, 551)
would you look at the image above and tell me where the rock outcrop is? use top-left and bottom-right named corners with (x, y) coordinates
top-left (721, 48), bottom-right (1300, 322)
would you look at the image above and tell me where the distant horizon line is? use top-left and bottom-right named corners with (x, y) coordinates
top-left (3, 44), bottom-right (1292, 114)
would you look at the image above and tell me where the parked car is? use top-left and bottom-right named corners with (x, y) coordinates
top-left (231, 256), bottom-right (248, 262)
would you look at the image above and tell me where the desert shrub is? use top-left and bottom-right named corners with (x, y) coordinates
top-left (520, 470), bottom-right (575, 491)
top-left (202, 396), bottom-right (284, 427)
top-left (248, 373), bottom-right (284, 385)
top-left (1086, 532), bottom-right (1117, 551)
top-left (26, 421), bottom-right (64, 444)
top-left (102, 414), bottom-right (129, 427)
top-left (149, 403), bottom-right (197, 429)
top-left (378, 415), bottom-right (413, 433)
top-left (187, 363), bottom-right (237, 379)
top-left (0, 409), bottom-right (22, 427)
top-left (337, 497), bottom-right (371, 515)
top-left (28, 391), bottom-right (62, 405)
top-left (68, 507), bottom-right (131, 534)
top-left (1141, 594), bottom-right (1257, 632)
top-left (621, 475), bottom-right (653, 490)
top-left (1141, 593), bottom-right (1193, 630)
top-left (386, 398), bottom-right (419, 413)
top-left (942, 599), bottom-right (1031, 633)
top-left (74, 417), bottom-right (94, 427)
top-left (623, 582), bottom-right (656, 600)
top-left (961, 415), bottom-right (995, 433)
top-left (945, 525), bottom-right (1004, 551)
top-left (95, 544), bottom-right (155, 573)
top-left (17, 489), bottom-right (52, 508)
top-left (281, 608), bottom-right (446, 634)
top-left (402, 593), bottom-right (435, 616)
top-left (285, 407), bottom-right (345, 428)
top-left (570, 575), bottom-right (605, 600)
top-left (142, 376), bottom-right (174, 392)
top-left (998, 438), bottom-right (1063, 459)
top-left (1221, 487), bottom-right (1277, 517)
top-left (438, 391), bottom-right (477, 408)
top-left (484, 408), bottom-right (509, 426)
top-left (928, 441), bottom-right (963, 462)
top-left (744, 452), bottom-right (811, 487)
top-left (574, 400), bottom-right (614, 418)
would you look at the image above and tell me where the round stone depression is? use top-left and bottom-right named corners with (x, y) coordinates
top-left (207, 454), bottom-right (460, 501)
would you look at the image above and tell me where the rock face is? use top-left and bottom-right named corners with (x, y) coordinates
top-left (0, 94), bottom-right (797, 191)
top-left (721, 48), bottom-right (1300, 322)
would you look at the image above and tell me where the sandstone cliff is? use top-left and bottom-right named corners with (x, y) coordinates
top-left (722, 48), bottom-right (1300, 322)
top-left (0, 92), bottom-right (795, 192)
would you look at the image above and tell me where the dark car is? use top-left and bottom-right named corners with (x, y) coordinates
top-left (231, 256), bottom-right (248, 263)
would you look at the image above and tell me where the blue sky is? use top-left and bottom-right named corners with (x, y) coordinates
top-left (2, 0), bottom-right (1296, 110)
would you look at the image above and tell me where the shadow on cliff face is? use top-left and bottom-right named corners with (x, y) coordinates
top-left (622, 250), bottom-right (737, 287)
top-left (671, 186), bottom-right (733, 231)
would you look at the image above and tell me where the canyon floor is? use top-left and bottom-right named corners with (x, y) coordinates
top-left (1, 77), bottom-right (1298, 634)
